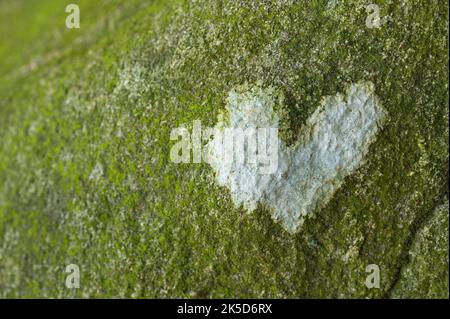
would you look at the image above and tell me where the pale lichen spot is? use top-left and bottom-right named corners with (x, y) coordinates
top-left (206, 81), bottom-right (386, 233)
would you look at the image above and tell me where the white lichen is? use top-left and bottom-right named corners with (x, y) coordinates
top-left (206, 81), bottom-right (386, 233)
top-left (89, 162), bottom-right (104, 181)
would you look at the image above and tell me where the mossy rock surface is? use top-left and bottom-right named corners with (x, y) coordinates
top-left (0, 0), bottom-right (448, 298)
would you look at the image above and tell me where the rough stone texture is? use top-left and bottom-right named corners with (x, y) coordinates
top-left (0, 0), bottom-right (448, 298)
top-left (391, 199), bottom-right (449, 298)
top-left (207, 82), bottom-right (385, 233)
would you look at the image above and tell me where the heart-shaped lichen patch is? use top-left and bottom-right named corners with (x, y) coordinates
top-left (206, 81), bottom-right (386, 233)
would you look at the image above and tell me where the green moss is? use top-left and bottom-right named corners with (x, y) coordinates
top-left (391, 200), bottom-right (449, 298)
top-left (0, 0), bottom-right (448, 298)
